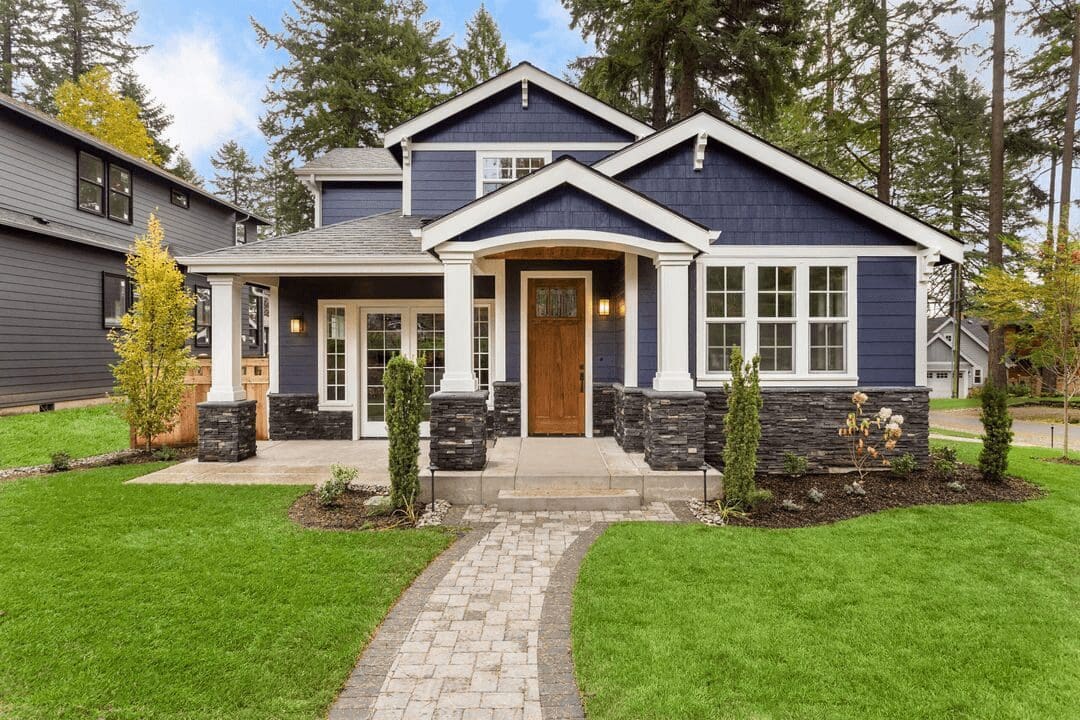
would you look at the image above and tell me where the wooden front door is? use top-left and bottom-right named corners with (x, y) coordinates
top-left (527, 278), bottom-right (586, 435)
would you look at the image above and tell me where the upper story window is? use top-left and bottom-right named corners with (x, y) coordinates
top-left (171, 187), bottom-right (190, 209)
top-left (78, 151), bottom-right (105, 215)
top-left (108, 165), bottom-right (133, 223)
top-left (478, 154), bottom-right (547, 195)
top-left (79, 150), bottom-right (133, 223)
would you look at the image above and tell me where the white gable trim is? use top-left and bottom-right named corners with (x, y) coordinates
top-left (594, 113), bottom-right (966, 264)
top-left (383, 63), bottom-right (654, 147)
top-left (928, 318), bottom-right (990, 352)
top-left (418, 159), bottom-right (716, 252)
top-left (434, 232), bottom-right (698, 261)
top-left (929, 337), bottom-right (983, 370)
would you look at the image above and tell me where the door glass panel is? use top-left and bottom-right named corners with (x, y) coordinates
top-left (535, 286), bottom-right (577, 317)
top-left (416, 312), bottom-right (445, 421)
top-left (365, 313), bottom-right (402, 422)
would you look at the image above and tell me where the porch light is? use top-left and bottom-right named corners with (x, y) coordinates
top-left (597, 298), bottom-right (611, 317)
top-left (289, 314), bottom-right (306, 334)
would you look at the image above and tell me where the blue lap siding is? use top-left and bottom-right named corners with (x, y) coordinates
top-left (857, 257), bottom-right (916, 386)
top-left (411, 151), bottom-right (475, 217)
top-left (321, 182), bottom-right (401, 224)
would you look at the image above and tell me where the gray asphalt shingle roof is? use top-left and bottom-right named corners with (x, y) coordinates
top-left (297, 148), bottom-right (401, 173)
top-left (928, 316), bottom-right (989, 346)
top-left (193, 211), bottom-right (429, 258)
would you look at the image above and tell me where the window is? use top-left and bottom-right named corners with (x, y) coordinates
top-left (704, 266), bottom-right (744, 372)
top-left (244, 290), bottom-right (266, 348)
top-left (194, 286), bottom-right (211, 347)
top-left (171, 187), bottom-right (190, 209)
top-left (102, 272), bottom-right (131, 328)
top-left (974, 368), bottom-right (983, 384)
top-left (535, 286), bottom-right (578, 317)
top-left (416, 312), bottom-right (445, 420)
top-left (235, 222), bottom-right (247, 245)
top-left (78, 151), bottom-right (105, 215)
top-left (809, 266), bottom-right (848, 372)
top-left (107, 165), bottom-right (132, 223)
top-left (325, 307), bottom-right (347, 402)
top-left (474, 305), bottom-right (491, 393)
top-left (943, 333), bottom-right (953, 344)
top-left (757, 266), bottom-right (795, 372)
top-left (479, 154), bottom-right (546, 195)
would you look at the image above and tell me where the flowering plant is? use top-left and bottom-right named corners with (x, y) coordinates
top-left (838, 392), bottom-right (905, 480)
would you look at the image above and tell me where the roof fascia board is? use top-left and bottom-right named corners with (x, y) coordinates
top-left (383, 64), bottom-right (653, 147)
top-left (419, 160), bottom-right (713, 252)
top-left (176, 255), bottom-right (442, 276)
top-left (297, 170), bottom-right (404, 182)
top-left (594, 114), bottom-right (965, 264)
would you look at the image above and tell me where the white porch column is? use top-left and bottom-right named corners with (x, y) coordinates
top-left (440, 251), bottom-right (477, 392)
top-left (652, 253), bottom-right (695, 393)
top-left (206, 275), bottom-right (247, 402)
top-left (623, 252), bottom-right (638, 387)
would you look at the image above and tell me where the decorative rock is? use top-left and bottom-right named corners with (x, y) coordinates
top-left (687, 498), bottom-right (727, 526)
top-left (197, 400), bottom-right (257, 462)
top-left (492, 381), bottom-right (521, 437)
top-left (643, 389), bottom-right (706, 470)
top-left (593, 383), bottom-right (616, 437)
top-left (614, 384), bottom-right (646, 452)
top-left (267, 393), bottom-right (351, 440)
top-left (415, 498), bottom-right (451, 527)
top-left (363, 494), bottom-right (394, 515)
top-left (429, 390), bottom-right (487, 470)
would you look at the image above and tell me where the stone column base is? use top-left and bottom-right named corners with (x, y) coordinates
top-left (430, 391), bottom-right (488, 470)
top-left (614, 384), bottom-right (646, 452)
top-left (268, 393), bottom-right (352, 440)
top-left (593, 383), bottom-right (616, 437)
top-left (492, 381), bottom-right (521, 437)
top-left (643, 389), bottom-right (706, 470)
top-left (198, 400), bottom-right (257, 462)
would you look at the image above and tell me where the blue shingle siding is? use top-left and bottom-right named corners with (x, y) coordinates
top-left (637, 254), bottom-right (657, 387)
top-left (321, 182), bottom-right (401, 224)
top-left (414, 85), bottom-right (634, 143)
top-left (553, 149), bottom-right (613, 165)
top-left (857, 257), bottom-right (916, 386)
top-left (411, 151), bottom-right (475, 216)
top-left (617, 138), bottom-right (917, 246)
top-left (458, 185), bottom-right (678, 243)
top-left (277, 275), bottom-right (495, 394)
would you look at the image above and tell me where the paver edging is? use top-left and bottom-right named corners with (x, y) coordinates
top-left (328, 522), bottom-right (498, 720)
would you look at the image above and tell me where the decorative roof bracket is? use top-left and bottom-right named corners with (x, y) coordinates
top-left (522, 78), bottom-right (529, 108)
top-left (401, 136), bottom-right (411, 167)
top-left (694, 131), bottom-right (708, 171)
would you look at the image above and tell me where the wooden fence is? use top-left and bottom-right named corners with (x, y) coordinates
top-left (131, 357), bottom-right (270, 447)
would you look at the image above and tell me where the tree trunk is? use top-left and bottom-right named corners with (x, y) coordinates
top-left (1, 11), bottom-right (12, 96)
top-left (675, 47), bottom-right (696, 119)
top-left (650, 45), bottom-right (667, 128)
top-left (876, 0), bottom-right (890, 202)
top-left (1048, 151), bottom-right (1058, 252)
top-left (825, 7), bottom-right (836, 168)
top-left (1058, 6), bottom-right (1080, 250)
top-left (70, 0), bottom-right (83, 81)
top-left (988, 0), bottom-right (1008, 388)
top-left (951, 145), bottom-right (963, 398)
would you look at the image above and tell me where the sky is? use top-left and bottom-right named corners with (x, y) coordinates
top-left (129, 0), bottom-right (591, 180)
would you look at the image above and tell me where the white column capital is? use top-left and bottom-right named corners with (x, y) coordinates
top-left (654, 251), bottom-right (695, 268)
top-left (206, 274), bottom-right (242, 287)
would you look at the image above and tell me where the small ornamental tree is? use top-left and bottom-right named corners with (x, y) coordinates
top-left (384, 354), bottom-right (425, 519)
top-left (838, 392), bottom-right (905, 480)
top-left (723, 347), bottom-right (764, 508)
top-left (109, 214), bottom-right (196, 449)
top-left (979, 381), bottom-right (1013, 482)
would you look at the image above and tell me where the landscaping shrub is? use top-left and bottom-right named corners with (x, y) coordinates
top-left (317, 464), bottom-right (355, 507)
top-left (384, 354), bottom-right (425, 520)
top-left (722, 347), bottom-right (766, 508)
top-left (979, 382), bottom-right (1013, 482)
top-left (890, 453), bottom-right (918, 478)
top-left (807, 487), bottom-right (825, 504)
top-left (838, 392), bottom-right (905, 480)
top-left (931, 446), bottom-right (958, 478)
top-left (49, 451), bottom-right (72, 472)
top-left (782, 452), bottom-right (809, 478)
top-left (154, 446), bottom-right (178, 461)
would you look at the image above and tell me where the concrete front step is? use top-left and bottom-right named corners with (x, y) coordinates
top-left (495, 487), bottom-right (642, 511)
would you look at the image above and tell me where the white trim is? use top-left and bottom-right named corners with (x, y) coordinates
top-left (409, 142), bottom-right (627, 151)
top-left (296, 170), bottom-right (403, 182)
top-left (623, 253), bottom-right (638, 387)
top-left (521, 77), bottom-right (528, 108)
top-left (915, 252), bottom-right (932, 387)
top-left (403, 156), bottom-right (413, 215)
top-left (700, 245), bottom-right (922, 258)
top-left (269, 286), bottom-right (280, 394)
top-left (928, 317), bottom-right (990, 353)
top-left (694, 257), bottom-right (859, 386)
top-left (519, 270), bottom-right (593, 438)
top-left (176, 256), bottom-right (443, 276)
top-left (383, 63), bottom-right (653, 147)
top-left (206, 275), bottom-right (248, 402)
top-left (653, 254), bottom-right (695, 392)
top-left (316, 301), bottom-right (353, 414)
top-left (593, 113), bottom-right (965, 264)
top-left (436, 233), bottom-right (698, 262)
top-left (475, 258), bottom-right (507, 389)
top-left (474, 149), bottom-right (553, 198)
top-left (420, 159), bottom-right (715, 252)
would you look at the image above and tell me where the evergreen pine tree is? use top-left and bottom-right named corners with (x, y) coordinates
top-left (118, 74), bottom-right (176, 165)
top-left (260, 147), bottom-right (312, 236)
top-left (209, 140), bottom-right (261, 210)
top-left (0, 0), bottom-right (55, 98)
top-left (453, 4), bottom-right (509, 92)
top-left (168, 152), bottom-right (203, 187)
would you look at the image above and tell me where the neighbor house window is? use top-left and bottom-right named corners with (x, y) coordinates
top-left (171, 187), bottom-right (190, 209)
top-left (757, 266), bottom-right (795, 372)
top-left (809, 266), bottom-right (848, 372)
top-left (325, 307), bottom-right (346, 402)
top-left (194, 286), bottom-right (211, 347)
top-left (102, 272), bottom-right (131, 328)
top-left (974, 368), bottom-right (982, 384)
top-left (479, 155), bottom-right (546, 195)
top-left (474, 305), bottom-right (491, 393)
top-left (704, 266), bottom-right (744, 373)
top-left (78, 151), bottom-right (105, 215)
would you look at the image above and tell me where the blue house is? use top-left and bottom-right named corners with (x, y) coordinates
top-left (180, 63), bottom-right (964, 477)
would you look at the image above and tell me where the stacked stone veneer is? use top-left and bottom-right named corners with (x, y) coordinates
top-left (593, 383), bottom-right (616, 437)
top-left (643, 389), bottom-right (707, 470)
top-left (613, 384), bottom-right (646, 452)
top-left (701, 386), bottom-right (930, 472)
top-left (267, 393), bottom-right (352, 440)
top-left (492, 381), bottom-right (521, 437)
top-left (430, 391), bottom-right (487, 470)
top-left (197, 400), bottom-right (257, 462)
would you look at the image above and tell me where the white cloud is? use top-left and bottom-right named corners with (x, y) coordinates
top-left (504, 0), bottom-right (590, 75)
top-left (134, 29), bottom-right (262, 159)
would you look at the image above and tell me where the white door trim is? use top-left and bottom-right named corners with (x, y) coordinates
top-left (519, 270), bottom-right (593, 438)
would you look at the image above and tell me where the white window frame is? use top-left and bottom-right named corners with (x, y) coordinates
top-left (317, 302), bottom-right (356, 411)
top-left (696, 257), bottom-right (858, 386)
top-left (473, 301), bottom-right (495, 396)
top-left (701, 265), bottom-right (746, 376)
top-left (475, 149), bottom-right (552, 198)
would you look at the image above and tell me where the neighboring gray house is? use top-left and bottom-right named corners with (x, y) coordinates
top-left (926, 316), bottom-right (989, 398)
top-left (0, 93), bottom-right (268, 413)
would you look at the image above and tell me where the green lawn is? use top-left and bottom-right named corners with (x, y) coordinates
top-left (929, 425), bottom-right (983, 439)
top-left (573, 443), bottom-right (1080, 720)
top-left (0, 463), bottom-right (452, 719)
top-left (929, 396), bottom-right (1033, 410)
top-left (0, 405), bottom-right (130, 469)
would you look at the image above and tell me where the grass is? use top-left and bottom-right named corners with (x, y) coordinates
top-left (0, 463), bottom-right (452, 719)
top-left (930, 425), bottom-right (983, 439)
top-left (930, 396), bottom-right (1035, 410)
top-left (572, 443), bottom-right (1080, 720)
top-left (0, 405), bottom-right (129, 469)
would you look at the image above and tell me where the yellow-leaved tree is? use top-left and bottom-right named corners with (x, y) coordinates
top-left (55, 65), bottom-right (161, 164)
top-left (110, 214), bottom-right (196, 450)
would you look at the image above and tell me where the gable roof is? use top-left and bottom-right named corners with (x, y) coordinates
top-left (0, 92), bottom-right (270, 224)
top-left (295, 148), bottom-right (402, 179)
top-left (594, 111), bottom-right (965, 264)
top-left (418, 156), bottom-right (717, 253)
top-left (928, 316), bottom-right (989, 351)
top-left (383, 63), bottom-right (654, 147)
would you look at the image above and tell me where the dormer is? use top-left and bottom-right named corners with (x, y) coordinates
top-left (295, 148), bottom-right (403, 227)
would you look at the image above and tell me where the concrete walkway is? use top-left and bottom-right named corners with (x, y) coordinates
top-left (329, 505), bottom-right (677, 720)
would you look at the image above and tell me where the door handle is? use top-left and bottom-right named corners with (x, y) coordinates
top-left (580, 364), bottom-right (585, 393)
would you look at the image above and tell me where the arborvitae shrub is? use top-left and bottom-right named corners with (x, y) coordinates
top-left (723, 347), bottom-right (764, 508)
top-left (979, 381), bottom-right (1013, 482)
top-left (384, 354), bottom-right (425, 517)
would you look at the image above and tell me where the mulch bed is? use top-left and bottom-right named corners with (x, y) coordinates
top-left (725, 464), bottom-right (1042, 529)
top-left (289, 488), bottom-right (431, 531)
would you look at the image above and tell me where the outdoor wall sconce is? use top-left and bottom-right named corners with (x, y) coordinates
top-left (597, 298), bottom-right (611, 317)
top-left (289, 315), bottom-right (306, 334)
